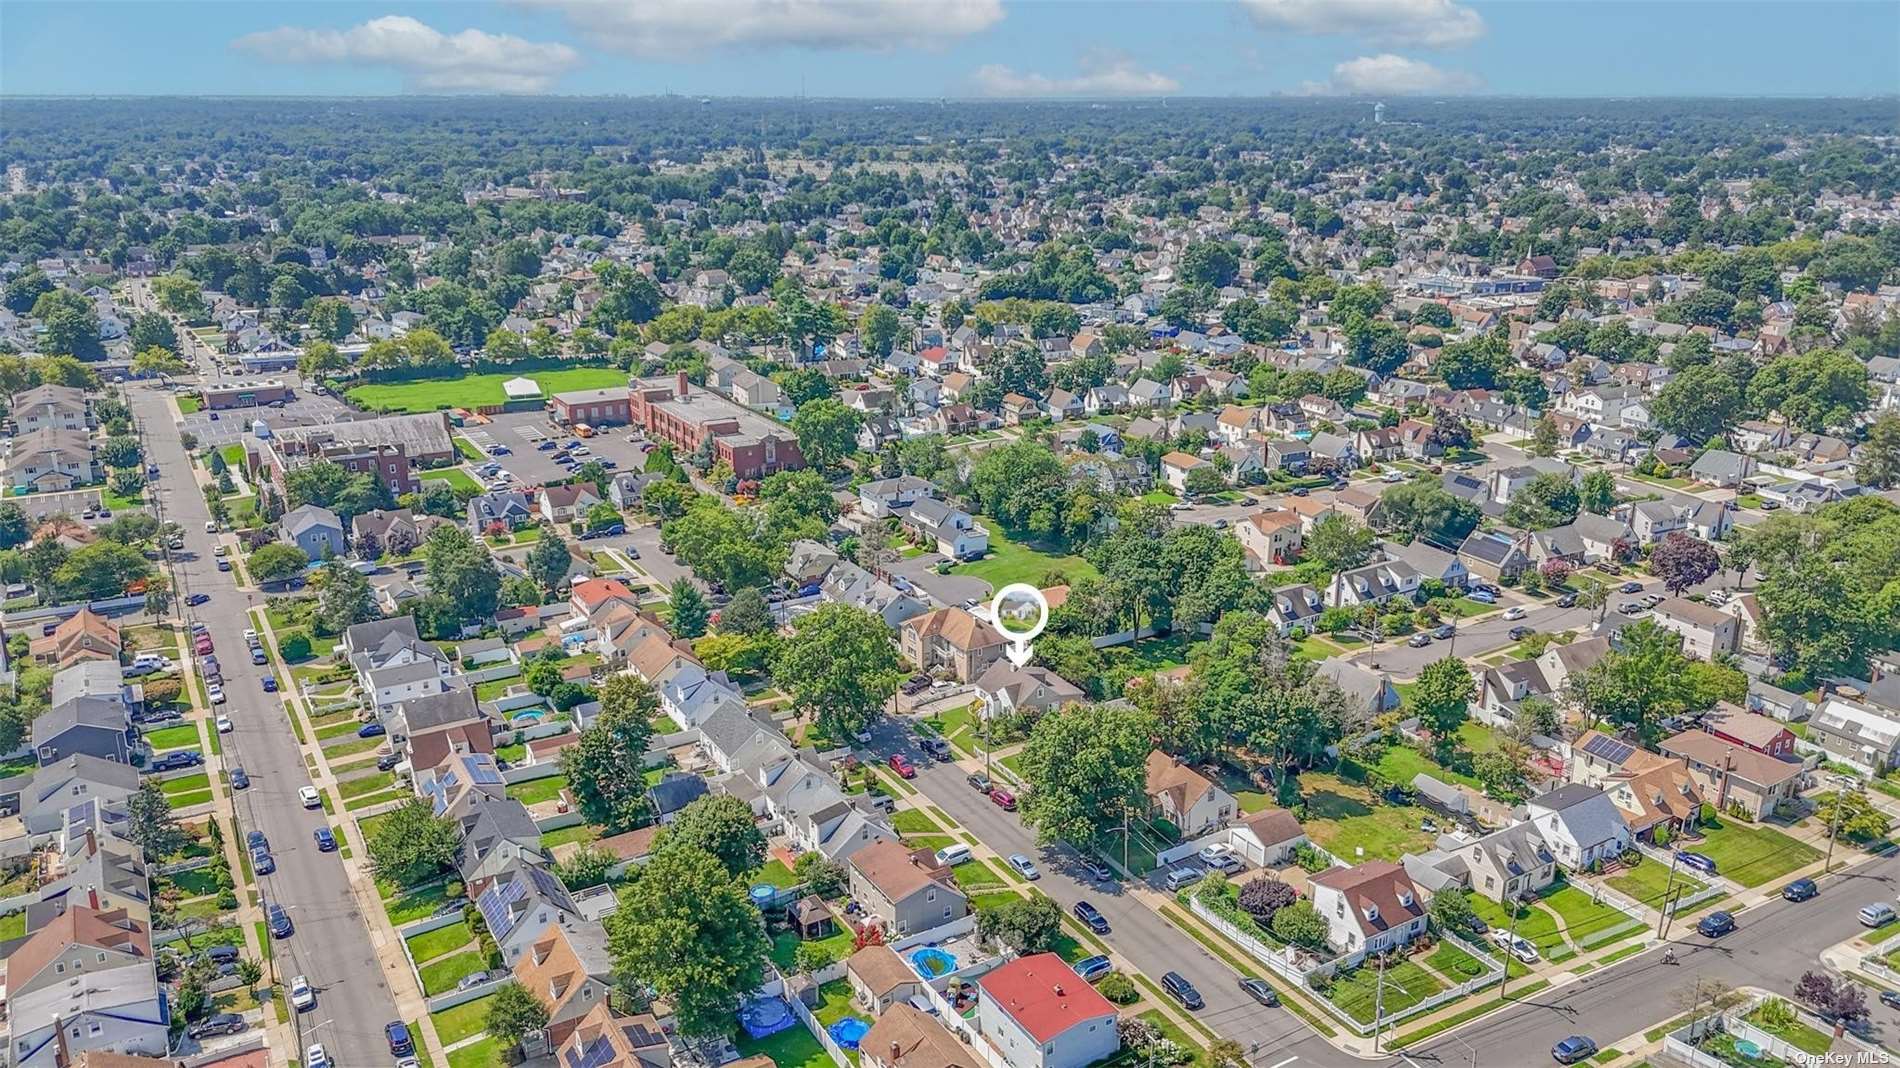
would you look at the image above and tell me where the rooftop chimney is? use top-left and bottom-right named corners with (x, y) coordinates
top-left (890, 1041), bottom-right (902, 1063)
top-left (676, 371), bottom-right (690, 399)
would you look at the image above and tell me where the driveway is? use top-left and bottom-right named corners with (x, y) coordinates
top-left (131, 383), bottom-right (405, 1068)
top-left (885, 551), bottom-right (990, 608)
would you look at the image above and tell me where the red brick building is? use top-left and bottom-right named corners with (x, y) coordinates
top-left (253, 411), bottom-right (455, 497)
top-left (627, 373), bottom-right (803, 479)
top-left (550, 386), bottom-right (632, 427)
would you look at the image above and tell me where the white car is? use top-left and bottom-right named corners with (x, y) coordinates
top-left (1382, 471), bottom-right (1405, 483)
top-left (299, 786), bottom-right (322, 809)
top-left (1197, 844), bottom-right (1243, 872)
top-left (1007, 853), bottom-right (1040, 880)
top-left (1490, 928), bottom-right (1539, 962)
top-left (289, 975), bottom-right (315, 1012)
top-left (208, 686), bottom-right (226, 705)
top-left (305, 1043), bottom-right (330, 1068)
top-left (242, 628), bottom-right (258, 643)
top-left (1502, 606), bottom-right (1527, 621)
top-left (215, 716), bottom-right (234, 734)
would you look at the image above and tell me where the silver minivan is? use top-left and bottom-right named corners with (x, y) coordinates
top-left (934, 844), bottom-right (973, 867)
top-left (1163, 867), bottom-right (1205, 892)
top-left (1860, 902), bottom-right (1895, 927)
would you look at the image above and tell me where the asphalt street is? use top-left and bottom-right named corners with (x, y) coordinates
top-left (133, 383), bottom-right (404, 1068)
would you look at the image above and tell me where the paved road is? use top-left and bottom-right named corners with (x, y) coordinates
top-left (870, 721), bottom-right (1320, 1062)
top-left (133, 384), bottom-right (404, 1068)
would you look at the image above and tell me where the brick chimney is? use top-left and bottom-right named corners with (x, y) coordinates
top-left (676, 371), bottom-right (690, 399)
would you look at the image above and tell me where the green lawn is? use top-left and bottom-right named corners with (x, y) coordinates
top-left (421, 467), bottom-right (482, 494)
top-left (473, 674), bottom-right (525, 703)
top-left (346, 367), bottom-right (629, 414)
top-left (1470, 895), bottom-right (1568, 959)
top-left (736, 1011), bottom-right (831, 1068)
top-left (1214, 766), bottom-right (1274, 814)
top-left (160, 773), bottom-right (210, 796)
top-left (383, 881), bottom-right (453, 926)
top-left (339, 771), bottom-right (397, 799)
top-left (1607, 859), bottom-right (1706, 908)
top-left (1742, 1003), bottom-right (1833, 1056)
top-left (540, 823), bottom-right (600, 850)
top-left (506, 775), bottom-right (568, 806)
top-left (454, 437), bottom-right (485, 461)
top-left (768, 927), bottom-right (855, 970)
top-left (446, 1037), bottom-right (502, 1068)
top-left (1102, 633), bottom-right (1200, 678)
top-left (419, 950), bottom-right (488, 996)
top-left (951, 523), bottom-right (1099, 593)
top-left (1425, 940), bottom-right (1490, 981)
top-left (892, 809), bottom-right (940, 835)
top-left (1689, 816), bottom-right (1821, 888)
top-left (405, 920), bottom-right (474, 964)
top-left (0, 911), bottom-right (25, 940)
top-left (217, 444), bottom-right (244, 469)
top-left (951, 860), bottom-right (1011, 893)
top-left (177, 395), bottom-right (202, 414)
top-left (164, 867), bottom-right (222, 897)
top-left (1324, 959), bottom-right (1446, 1023)
top-left (1298, 772), bottom-right (1435, 862)
top-left (921, 702), bottom-right (984, 754)
top-left (1539, 883), bottom-right (1645, 949)
top-left (430, 992), bottom-right (495, 1046)
top-left (143, 724), bottom-right (201, 751)
top-left (167, 790), bottom-right (213, 810)
top-left (1368, 743), bottom-right (1481, 790)
top-left (757, 858), bottom-right (799, 890)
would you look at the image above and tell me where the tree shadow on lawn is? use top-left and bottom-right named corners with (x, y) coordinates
top-left (1303, 789), bottom-right (1373, 820)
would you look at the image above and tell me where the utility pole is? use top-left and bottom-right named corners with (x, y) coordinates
top-left (1498, 899), bottom-right (1525, 1000)
top-left (1823, 774), bottom-right (1851, 875)
top-left (1655, 849), bottom-right (1685, 939)
top-left (1372, 948), bottom-right (1388, 1052)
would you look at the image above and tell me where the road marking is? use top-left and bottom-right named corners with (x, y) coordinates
top-left (1399, 1056), bottom-right (1425, 1068)
top-left (1265, 1057), bottom-right (1299, 1068)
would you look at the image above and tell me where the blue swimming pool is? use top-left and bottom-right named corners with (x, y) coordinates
top-left (910, 946), bottom-right (958, 978)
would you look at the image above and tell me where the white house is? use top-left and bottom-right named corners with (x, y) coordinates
top-left (1306, 861), bottom-right (1428, 959)
top-left (1525, 783), bottom-right (1630, 870)
top-left (901, 498), bottom-right (989, 560)
top-left (975, 954), bottom-right (1120, 1068)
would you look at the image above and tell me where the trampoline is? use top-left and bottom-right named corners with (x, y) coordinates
top-left (910, 947), bottom-right (958, 978)
top-left (828, 1018), bottom-right (870, 1050)
top-left (738, 997), bottom-right (795, 1040)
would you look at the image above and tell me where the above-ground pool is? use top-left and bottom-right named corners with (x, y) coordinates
top-left (738, 997), bottom-right (795, 1040)
top-left (910, 946), bottom-right (958, 978)
top-left (828, 1018), bottom-right (870, 1050)
top-left (509, 711), bottom-right (543, 725)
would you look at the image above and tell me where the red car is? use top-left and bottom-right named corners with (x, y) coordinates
top-left (989, 788), bottom-right (1018, 811)
top-left (888, 754), bottom-right (916, 779)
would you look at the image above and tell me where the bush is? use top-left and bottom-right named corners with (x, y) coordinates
top-left (279, 630), bottom-right (313, 661)
top-left (1097, 973), bottom-right (1139, 1004)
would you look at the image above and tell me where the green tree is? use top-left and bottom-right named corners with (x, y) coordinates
top-left (658, 795), bottom-right (766, 879)
top-left (1813, 788), bottom-right (1890, 841)
top-left (1528, 415), bottom-right (1560, 458)
top-left (128, 310), bottom-right (177, 352)
top-left (1374, 480), bottom-right (1480, 545)
top-left (485, 981), bottom-right (552, 1052)
top-left (315, 558), bottom-right (377, 634)
top-left (718, 586), bottom-right (773, 635)
top-left (132, 345), bottom-right (189, 377)
top-left (53, 540), bottom-right (150, 600)
top-left (1412, 656), bottom-right (1473, 758)
top-left (526, 526), bottom-right (572, 594)
top-left (1017, 703), bottom-right (1155, 849)
top-left (562, 704), bottom-right (657, 833)
top-left (1858, 412), bottom-right (1900, 489)
top-left (1652, 364), bottom-right (1744, 442)
top-left (125, 780), bottom-right (189, 862)
top-left (858, 303), bottom-right (902, 357)
top-left (1428, 887), bottom-right (1479, 935)
top-left (421, 526), bottom-right (500, 626)
top-left (606, 844), bottom-right (770, 1038)
top-left (597, 672), bottom-right (660, 721)
top-left (793, 852), bottom-right (848, 897)
top-left (1503, 472), bottom-right (1581, 529)
top-left (1757, 554), bottom-right (1881, 681)
top-left (1304, 514), bottom-right (1376, 573)
top-left (1272, 901), bottom-right (1329, 951)
top-left (1748, 348), bottom-right (1872, 432)
top-left (554, 845), bottom-right (620, 891)
top-left (247, 543), bottom-right (309, 585)
top-left (1566, 620), bottom-right (1703, 742)
top-left (366, 798), bottom-right (462, 887)
top-left (978, 894), bottom-right (1066, 954)
top-left (1180, 241), bottom-right (1241, 288)
top-left (790, 397), bottom-right (861, 470)
top-left (1578, 470), bottom-right (1617, 516)
top-left (669, 578), bottom-right (708, 638)
top-left (772, 604), bottom-right (902, 741)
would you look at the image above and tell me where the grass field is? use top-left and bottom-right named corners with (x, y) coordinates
top-left (419, 950), bottom-right (487, 995)
top-left (1688, 816), bottom-right (1821, 888)
top-left (447, 1037), bottom-right (502, 1068)
top-left (506, 775), bottom-right (569, 806)
top-left (1298, 772), bottom-right (1435, 862)
top-left (383, 881), bottom-right (453, 927)
top-left (951, 523), bottom-right (1099, 593)
top-left (1540, 883), bottom-right (1644, 948)
top-left (1470, 895), bottom-right (1568, 959)
top-left (346, 367), bottom-right (629, 414)
top-left (405, 921), bottom-right (474, 964)
top-left (420, 468), bottom-right (481, 494)
top-left (540, 823), bottom-right (599, 850)
top-left (430, 992), bottom-right (495, 1046)
top-left (144, 724), bottom-right (201, 751)
top-left (1325, 959), bottom-right (1445, 1023)
top-left (1607, 860), bottom-right (1705, 907)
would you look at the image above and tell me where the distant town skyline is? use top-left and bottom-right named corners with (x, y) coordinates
top-left (4, 1), bottom-right (1896, 100)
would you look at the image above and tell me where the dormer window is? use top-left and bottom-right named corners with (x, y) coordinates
top-left (1363, 905), bottom-right (1380, 923)
top-left (1397, 891), bottom-right (1415, 909)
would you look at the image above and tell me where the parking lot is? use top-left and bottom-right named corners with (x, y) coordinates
top-left (460, 410), bottom-right (653, 488)
top-left (15, 487), bottom-right (107, 523)
top-left (177, 388), bottom-right (356, 448)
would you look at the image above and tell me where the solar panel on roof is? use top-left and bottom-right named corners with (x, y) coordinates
top-left (477, 878), bottom-right (526, 939)
top-left (622, 1021), bottom-right (664, 1048)
top-left (467, 759), bottom-right (504, 787)
top-left (564, 1036), bottom-right (616, 1068)
top-left (1581, 734), bottom-right (1635, 765)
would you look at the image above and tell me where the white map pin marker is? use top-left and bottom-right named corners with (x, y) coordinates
top-left (988, 583), bottom-right (1050, 668)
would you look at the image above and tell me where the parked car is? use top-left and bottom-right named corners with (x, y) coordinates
top-left (202, 945), bottom-right (239, 964)
top-left (919, 736), bottom-right (953, 760)
top-left (989, 788), bottom-right (1017, 811)
top-left (1675, 851), bottom-right (1718, 875)
top-left (187, 1013), bottom-right (247, 1039)
top-left (357, 722), bottom-right (387, 738)
top-left (149, 751), bottom-right (203, 772)
top-left (251, 850), bottom-right (275, 875)
top-left (1161, 971), bottom-right (1203, 1010)
top-left (299, 786), bottom-right (322, 809)
top-left (314, 827), bottom-right (336, 852)
top-left (217, 559), bottom-right (231, 572)
top-left (1620, 581), bottom-right (1644, 594)
top-left (1406, 633), bottom-right (1432, 648)
top-left (1697, 910), bottom-right (1736, 938)
top-left (1433, 624), bottom-right (1456, 640)
top-left (1197, 844), bottom-right (1242, 873)
top-left (245, 831), bottom-right (268, 851)
top-left (1163, 867), bottom-right (1204, 892)
top-left (386, 1022), bottom-right (415, 1057)
top-left (187, 593), bottom-right (209, 606)
top-left (262, 677), bottom-right (277, 692)
top-left (456, 970), bottom-right (501, 992)
top-left (1502, 606), bottom-right (1527, 620)
top-left (1007, 853), bottom-right (1040, 880)
top-left (268, 904), bottom-right (293, 938)
top-left (966, 772), bottom-right (993, 794)
top-left (1860, 903), bottom-right (1896, 927)
top-left (1491, 928), bottom-right (1539, 962)
top-left (214, 715), bottom-right (233, 733)
top-left (1881, 990), bottom-right (1900, 1011)
top-left (1555, 593), bottom-right (1578, 608)
top-left (1072, 901), bottom-right (1110, 935)
top-left (230, 767), bottom-right (249, 790)
top-left (1239, 978), bottom-right (1279, 1007)
top-left (304, 1044), bottom-right (329, 1068)
top-left (1551, 1036), bottom-right (1598, 1065)
top-left (289, 975), bottom-right (315, 1012)
top-left (1782, 878), bottom-right (1818, 902)
top-left (377, 752), bottom-right (404, 772)
top-left (1083, 859), bottom-right (1114, 882)
top-left (1468, 589), bottom-right (1496, 604)
top-left (1074, 955), bottom-right (1114, 983)
top-left (207, 686), bottom-right (225, 705)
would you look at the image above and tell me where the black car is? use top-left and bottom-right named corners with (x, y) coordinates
top-left (251, 849), bottom-right (275, 876)
top-left (148, 751), bottom-right (203, 772)
top-left (1073, 901), bottom-right (1110, 935)
top-left (1555, 593), bottom-right (1577, 608)
top-left (376, 752), bottom-right (403, 772)
top-left (230, 767), bottom-right (249, 790)
top-left (201, 945), bottom-right (240, 964)
top-left (246, 831), bottom-right (269, 852)
top-left (385, 1021), bottom-right (415, 1057)
top-left (267, 904), bottom-right (293, 938)
top-left (1882, 990), bottom-right (1900, 1010)
top-left (967, 772), bottom-right (993, 793)
top-left (1239, 978), bottom-right (1279, 1007)
top-left (1161, 971), bottom-right (1203, 1010)
top-left (187, 1013), bottom-right (247, 1039)
top-left (1433, 624), bottom-right (1456, 640)
top-left (919, 736), bottom-right (953, 760)
top-left (1783, 878), bottom-right (1819, 902)
top-left (1620, 581), bottom-right (1643, 594)
top-left (1509, 625), bottom-right (1535, 641)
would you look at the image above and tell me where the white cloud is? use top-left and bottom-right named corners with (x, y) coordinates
top-left (1301, 53), bottom-right (1481, 95)
top-left (973, 53), bottom-right (1180, 98)
top-left (1241, 0), bottom-right (1485, 48)
top-left (232, 15), bottom-right (581, 93)
top-left (525, 0), bottom-right (1003, 57)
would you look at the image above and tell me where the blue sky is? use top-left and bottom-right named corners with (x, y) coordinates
top-left (4, 1), bottom-right (1896, 99)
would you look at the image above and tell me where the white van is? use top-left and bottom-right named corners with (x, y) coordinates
top-left (1860, 903), bottom-right (1895, 927)
top-left (934, 844), bottom-right (973, 867)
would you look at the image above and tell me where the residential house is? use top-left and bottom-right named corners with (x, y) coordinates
top-left (1623, 497), bottom-right (1733, 545)
top-left (540, 483), bottom-right (602, 526)
top-left (847, 840), bottom-right (967, 937)
top-left (974, 662), bottom-right (1085, 720)
top-left (862, 1004), bottom-right (973, 1068)
top-left (1650, 598), bottom-right (1741, 659)
top-left (4, 429), bottom-right (98, 491)
top-left (1387, 540), bottom-right (1468, 590)
top-left (1732, 420), bottom-right (1793, 454)
top-left (1316, 658), bottom-right (1402, 715)
top-left (30, 609), bottom-right (120, 666)
top-left (477, 864), bottom-right (585, 966)
top-left (646, 773), bottom-right (710, 825)
top-left (1324, 559), bottom-right (1421, 609)
top-left (352, 507), bottom-right (432, 557)
top-left (1525, 784), bottom-right (1631, 869)
top-left (786, 798), bottom-right (897, 865)
top-left (1144, 751), bottom-right (1237, 838)
top-left (456, 802), bottom-right (550, 894)
top-left (10, 385), bottom-right (91, 434)
top-left (468, 490), bottom-right (538, 534)
top-left (1804, 696), bottom-right (1900, 774)
top-left (1454, 823), bottom-right (1558, 903)
top-left (1458, 530), bottom-right (1531, 583)
top-left (281, 503), bottom-right (346, 561)
top-left (1265, 583), bottom-right (1325, 635)
top-left (1307, 431), bottom-right (1360, 471)
top-left (551, 1003), bottom-right (671, 1068)
top-left (5, 907), bottom-right (167, 1068)
top-left (1704, 703), bottom-right (1796, 759)
top-left (1265, 440), bottom-right (1311, 473)
top-left (33, 698), bottom-right (130, 767)
top-left (821, 561), bottom-right (930, 631)
top-left (901, 608), bottom-right (1008, 684)
top-left (1354, 426), bottom-right (1403, 462)
top-left (1307, 861), bottom-right (1428, 958)
top-left (1237, 510), bottom-right (1302, 569)
top-left (857, 475), bottom-right (937, 519)
top-left (1658, 729), bottom-right (1804, 820)
top-left (975, 954), bottom-right (1119, 1068)
top-left (847, 946), bottom-right (926, 1015)
top-left (902, 498), bottom-right (990, 560)
top-left (1689, 450), bottom-right (1755, 489)
top-left (1225, 808), bottom-right (1308, 868)
top-left (1159, 451), bottom-right (1213, 494)
top-left (1563, 732), bottom-right (1709, 844)
top-left (512, 921), bottom-right (618, 1051)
